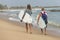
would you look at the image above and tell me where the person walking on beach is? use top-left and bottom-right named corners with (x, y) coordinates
top-left (21, 4), bottom-right (32, 34)
top-left (37, 8), bottom-right (48, 35)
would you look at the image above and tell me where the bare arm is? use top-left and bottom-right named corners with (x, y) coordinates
top-left (37, 13), bottom-right (42, 23)
top-left (20, 10), bottom-right (26, 22)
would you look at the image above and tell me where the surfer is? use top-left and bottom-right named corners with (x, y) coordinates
top-left (21, 4), bottom-right (32, 34)
top-left (37, 8), bottom-right (48, 35)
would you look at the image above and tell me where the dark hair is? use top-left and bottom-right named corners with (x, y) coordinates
top-left (27, 4), bottom-right (32, 10)
top-left (41, 8), bottom-right (44, 11)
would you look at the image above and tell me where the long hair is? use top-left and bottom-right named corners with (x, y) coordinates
top-left (27, 4), bottom-right (32, 10)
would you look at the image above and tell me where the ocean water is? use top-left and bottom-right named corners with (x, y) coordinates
top-left (0, 9), bottom-right (60, 27)
top-left (32, 10), bottom-right (60, 27)
top-left (48, 12), bottom-right (60, 26)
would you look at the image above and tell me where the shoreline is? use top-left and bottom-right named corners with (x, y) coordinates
top-left (0, 18), bottom-right (60, 40)
top-left (0, 12), bottom-right (60, 40)
top-left (0, 15), bottom-right (60, 37)
top-left (0, 17), bottom-right (60, 37)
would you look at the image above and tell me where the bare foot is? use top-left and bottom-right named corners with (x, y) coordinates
top-left (44, 33), bottom-right (47, 35)
top-left (30, 32), bottom-right (32, 34)
top-left (26, 31), bottom-right (28, 33)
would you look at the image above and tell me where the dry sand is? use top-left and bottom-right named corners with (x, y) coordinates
top-left (0, 19), bottom-right (60, 40)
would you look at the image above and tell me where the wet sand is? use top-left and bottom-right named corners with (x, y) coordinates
top-left (0, 18), bottom-right (60, 40)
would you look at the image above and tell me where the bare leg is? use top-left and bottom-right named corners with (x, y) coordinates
top-left (29, 24), bottom-right (32, 34)
top-left (44, 25), bottom-right (47, 35)
top-left (44, 28), bottom-right (46, 35)
top-left (41, 29), bottom-right (43, 34)
top-left (25, 23), bottom-right (28, 33)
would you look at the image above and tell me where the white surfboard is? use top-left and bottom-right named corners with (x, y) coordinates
top-left (18, 10), bottom-right (24, 20)
top-left (36, 15), bottom-right (46, 29)
top-left (19, 10), bottom-right (32, 23)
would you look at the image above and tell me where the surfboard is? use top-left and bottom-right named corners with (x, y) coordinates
top-left (19, 10), bottom-right (46, 29)
top-left (18, 10), bottom-right (32, 23)
top-left (18, 10), bottom-right (24, 20)
top-left (36, 15), bottom-right (46, 29)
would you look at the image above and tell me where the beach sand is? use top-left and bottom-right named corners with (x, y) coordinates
top-left (0, 19), bottom-right (60, 40)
